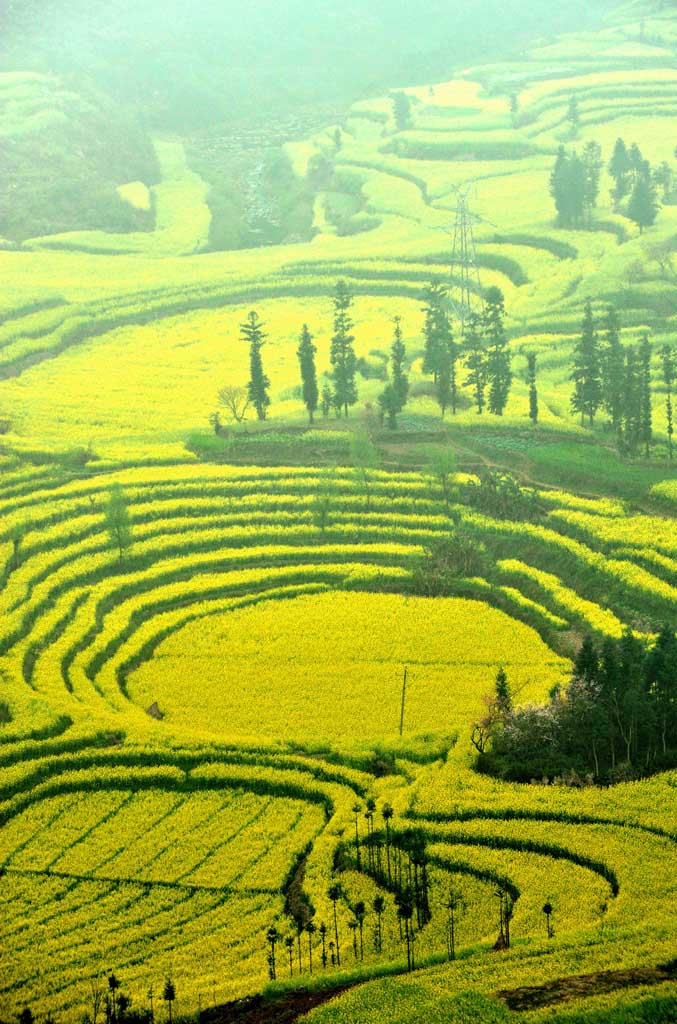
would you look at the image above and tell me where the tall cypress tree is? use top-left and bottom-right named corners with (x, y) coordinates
top-left (627, 175), bottom-right (659, 234)
top-left (435, 333), bottom-right (457, 418)
top-left (571, 301), bottom-right (602, 427)
top-left (623, 347), bottom-right (642, 455)
top-left (422, 281), bottom-right (451, 382)
top-left (330, 280), bottom-right (358, 417)
top-left (582, 141), bottom-right (603, 227)
top-left (241, 311), bottom-right (270, 421)
top-left (639, 334), bottom-right (653, 457)
top-left (297, 324), bottom-right (318, 423)
top-left (549, 148), bottom-right (585, 228)
top-left (567, 95), bottom-right (581, 137)
top-left (601, 305), bottom-right (625, 438)
top-left (526, 351), bottom-right (538, 424)
top-left (464, 312), bottom-right (487, 414)
top-left (609, 138), bottom-right (631, 207)
top-left (379, 317), bottom-right (409, 429)
top-left (662, 344), bottom-right (674, 463)
top-left (391, 316), bottom-right (409, 412)
top-left (485, 287), bottom-right (512, 416)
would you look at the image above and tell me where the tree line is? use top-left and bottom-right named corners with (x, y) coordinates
top-left (214, 278), bottom-right (524, 432)
top-left (15, 973), bottom-right (177, 1024)
top-left (571, 299), bottom-right (674, 459)
top-left (473, 628), bottom-right (677, 784)
top-left (550, 133), bottom-right (672, 233)
top-left (266, 797), bottom-right (550, 982)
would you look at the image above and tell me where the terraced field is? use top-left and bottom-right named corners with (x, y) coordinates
top-left (0, 4), bottom-right (676, 460)
top-left (0, 453), bottom-right (675, 1020)
top-left (1, 0), bottom-right (677, 1021)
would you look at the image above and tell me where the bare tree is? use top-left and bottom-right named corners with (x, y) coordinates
top-left (218, 384), bottom-right (251, 424)
top-left (644, 238), bottom-right (675, 279)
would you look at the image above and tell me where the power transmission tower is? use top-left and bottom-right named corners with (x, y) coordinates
top-left (438, 182), bottom-right (491, 331)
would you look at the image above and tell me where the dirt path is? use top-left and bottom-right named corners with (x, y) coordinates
top-left (202, 958), bottom-right (677, 1022)
top-left (498, 958), bottom-right (677, 1011)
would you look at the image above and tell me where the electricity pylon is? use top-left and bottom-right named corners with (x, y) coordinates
top-left (437, 182), bottom-right (493, 332)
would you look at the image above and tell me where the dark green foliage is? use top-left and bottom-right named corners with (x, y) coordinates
top-left (662, 345), bottom-right (674, 462)
top-left (330, 280), bottom-right (358, 417)
top-left (549, 146), bottom-right (585, 228)
top-left (421, 280), bottom-right (458, 415)
top-left (412, 532), bottom-right (491, 596)
top-left (639, 334), bottom-right (653, 456)
top-left (241, 311), bottom-right (271, 421)
top-left (570, 300), bottom-right (602, 427)
top-left (392, 92), bottom-right (413, 131)
top-left (484, 288), bottom-right (512, 416)
top-left (494, 667), bottom-right (512, 715)
top-left (350, 431), bottom-right (380, 509)
top-left (297, 324), bottom-right (319, 423)
top-left (483, 629), bottom-right (677, 783)
top-left (464, 313), bottom-right (487, 415)
top-left (623, 346), bottom-right (642, 455)
top-left (463, 470), bottom-right (543, 522)
top-left (105, 485), bottom-right (132, 563)
top-left (601, 305), bottom-right (625, 436)
top-left (321, 381), bottom-right (333, 419)
top-left (422, 281), bottom-right (451, 382)
top-left (627, 173), bottom-right (659, 233)
top-left (526, 351), bottom-right (538, 424)
top-left (390, 316), bottom-right (409, 414)
top-left (609, 137), bottom-right (632, 205)
top-left (566, 94), bottom-right (580, 136)
top-left (582, 140), bottom-right (602, 225)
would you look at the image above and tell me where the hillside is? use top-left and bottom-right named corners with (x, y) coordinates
top-left (0, 73), bottom-right (159, 241)
top-left (0, 1), bottom-right (676, 1023)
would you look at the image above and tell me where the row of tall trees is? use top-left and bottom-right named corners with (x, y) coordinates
top-left (266, 796), bottom-right (536, 983)
top-left (19, 973), bottom-right (178, 1024)
top-left (232, 280), bottom-right (519, 430)
top-left (222, 282), bottom-right (673, 453)
top-left (570, 300), bottom-right (674, 459)
top-left (476, 628), bottom-right (677, 783)
top-left (550, 136), bottom-right (668, 232)
top-left (422, 283), bottom-right (513, 417)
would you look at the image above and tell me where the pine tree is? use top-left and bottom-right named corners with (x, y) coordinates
top-left (549, 146), bottom-right (570, 226)
top-left (464, 312), bottom-right (487, 414)
top-left (484, 287), bottom-right (512, 416)
top-left (379, 317), bottom-right (409, 429)
top-left (321, 380), bottom-right (332, 418)
top-left (297, 324), bottom-right (318, 423)
top-left (570, 301), bottom-right (602, 427)
top-left (526, 351), bottom-right (538, 424)
top-left (582, 141), bottom-right (602, 227)
top-left (662, 345), bottom-right (674, 463)
top-left (422, 281), bottom-right (451, 382)
top-left (550, 148), bottom-right (585, 228)
top-left (639, 334), bottom-right (653, 457)
top-left (390, 316), bottom-right (409, 412)
top-left (241, 311), bottom-right (271, 421)
top-left (105, 485), bottom-right (132, 562)
top-left (330, 280), bottom-right (358, 417)
top-left (623, 346), bottom-right (642, 455)
top-left (392, 92), bottom-right (412, 131)
top-left (627, 175), bottom-right (659, 234)
top-left (434, 333), bottom-right (458, 418)
top-left (601, 305), bottom-right (625, 437)
top-left (567, 95), bottom-right (581, 137)
top-left (609, 138), bottom-right (631, 206)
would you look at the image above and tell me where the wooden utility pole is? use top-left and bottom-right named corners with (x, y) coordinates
top-left (399, 666), bottom-right (408, 736)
